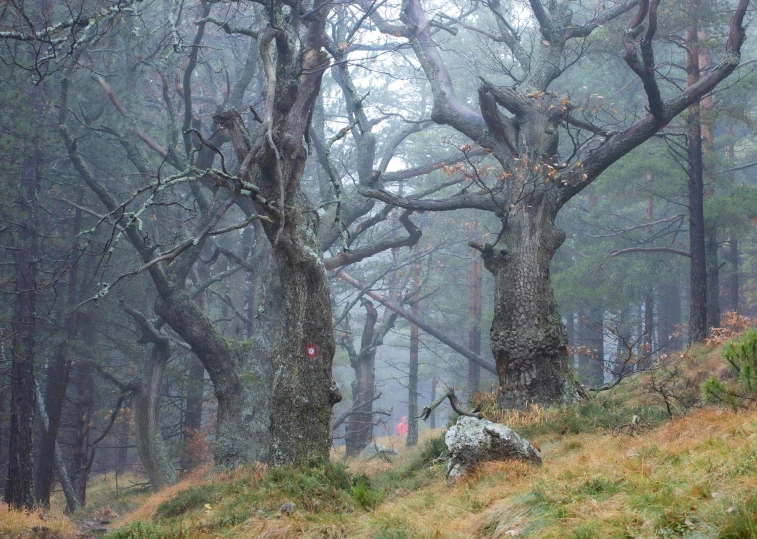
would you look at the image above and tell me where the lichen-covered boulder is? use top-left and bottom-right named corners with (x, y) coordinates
top-left (444, 416), bottom-right (541, 480)
top-left (359, 442), bottom-right (397, 460)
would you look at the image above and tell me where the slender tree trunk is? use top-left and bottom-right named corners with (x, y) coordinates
top-left (71, 358), bottom-right (94, 506)
top-left (589, 312), bottom-right (604, 387)
top-left (133, 343), bottom-right (175, 490)
top-left (407, 261), bottom-right (421, 447)
top-left (181, 356), bottom-right (205, 474)
top-left (565, 312), bottom-right (574, 370)
top-left (36, 206), bottom-right (83, 505)
top-left (429, 378), bottom-right (436, 429)
top-left (706, 228), bottom-right (721, 329)
top-left (663, 283), bottom-right (682, 350)
top-left (642, 294), bottom-right (654, 367)
top-left (728, 239), bottom-right (739, 313)
top-left (35, 349), bottom-right (72, 505)
top-left (686, 14), bottom-right (708, 344)
top-left (726, 122), bottom-right (739, 314)
top-left (5, 86), bottom-right (41, 510)
top-left (117, 420), bottom-right (129, 476)
top-left (576, 310), bottom-right (588, 384)
top-left (468, 246), bottom-right (483, 396)
top-left (345, 302), bottom-right (378, 456)
top-left (34, 385), bottom-right (80, 513)
top-left (484, 196), bottom-right (581, 409)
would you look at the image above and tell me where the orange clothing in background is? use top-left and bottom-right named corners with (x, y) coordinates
top-left (396, 416), bottom-right (408, 436)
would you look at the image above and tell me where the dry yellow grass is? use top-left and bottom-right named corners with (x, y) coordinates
top-left (346, 407), bottom-right (757, 538)
top-left (115, 463), bottom-right (218, 526)
top-left (8, 335), bottom-right (757, 538)
top-left (0, 505), bottom-right (77, 539)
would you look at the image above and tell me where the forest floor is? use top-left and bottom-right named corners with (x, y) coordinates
top-left (4, 338), bottom-right (757, 538)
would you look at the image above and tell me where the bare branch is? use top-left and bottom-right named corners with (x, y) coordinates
top-left (418, 386), bottom-right (483, 421)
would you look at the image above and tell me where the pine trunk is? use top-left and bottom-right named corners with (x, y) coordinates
top-left (5, 89), bottom-right (41, 509)
top-left (706, 228), bottom-right (721, 329)
top-left (686, 6), bottom-right (708, 344)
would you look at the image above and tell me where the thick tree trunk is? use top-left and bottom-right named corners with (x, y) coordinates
top-left (215, 9), bottom-right (337, 462)
top-left (133, 343), bottom-right (175, 490)
top-left (483, 196), bottom-right (582, 409)
top-left (266, 230), bottom-right (337, 464)
top-left (468, 248), bottom-right (483, 396)
top-left (407, 261), bottom-right (421, 447)
top-left (5, 93), bottom-right (40, 509)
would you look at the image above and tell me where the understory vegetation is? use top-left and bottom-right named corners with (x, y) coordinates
top-left (4, 337), bottom-right (756, 538)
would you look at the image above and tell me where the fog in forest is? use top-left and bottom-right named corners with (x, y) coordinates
top-left (0, 0), bottom-right (756, 536)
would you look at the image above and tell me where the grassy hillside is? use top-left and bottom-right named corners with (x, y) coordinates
top-left (4, 338), bottom-right (757, 538)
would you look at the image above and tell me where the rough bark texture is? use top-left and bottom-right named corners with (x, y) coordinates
top-left (482, 196), bottom-right (582, 409)
top-left (214, 2), bottom-right (339, 463)
top-left (363, 0), bottom-right (749, 410)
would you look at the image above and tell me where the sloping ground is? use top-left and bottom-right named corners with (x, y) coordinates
top-left (4, 337), bottom-right (757, 538)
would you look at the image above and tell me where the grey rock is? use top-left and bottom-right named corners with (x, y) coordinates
top-left (279, 501), bottom-right (295, 516)
top-left (445, 416), bottom-right (541, 481)
top-left (359, 442), bottom-right (397, 459)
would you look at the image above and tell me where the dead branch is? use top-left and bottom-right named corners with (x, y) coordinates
top-left (419, 386), bottom-right (483, 421)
